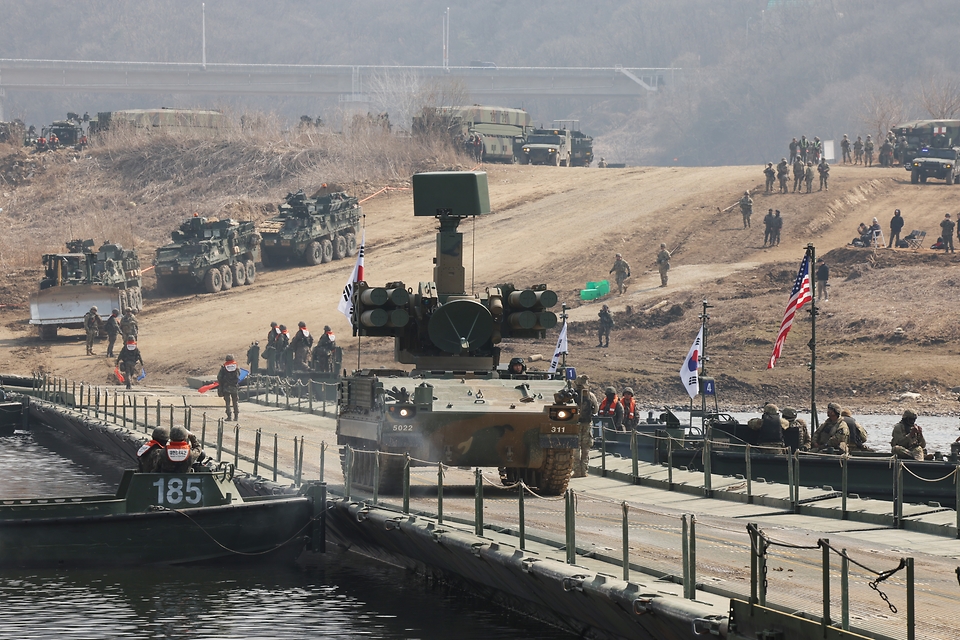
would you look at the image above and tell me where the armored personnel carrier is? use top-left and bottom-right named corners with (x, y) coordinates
top-left (154, 215), bottom-right (261, 294)
top-left (337, 171), bottom-right (578, 495)
top-left (259, 188), bottom-right (361, 266)
top-left (29, 240), bottom-right (143, 340)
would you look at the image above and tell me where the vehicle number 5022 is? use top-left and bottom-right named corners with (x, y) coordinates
top-left (392, 424), bottom-right (414, 431)
top-left (152, 477), bottom-right (203, 505)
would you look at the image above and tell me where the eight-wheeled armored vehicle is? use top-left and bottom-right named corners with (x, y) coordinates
top-left (154, 215), bottom-right (261, 294)
top-left (29, 239), bottom-right (143, 340)
top-left (259, 188), bottom-right (361, 266)
top-left (337, 171), bottom-right (577, 495)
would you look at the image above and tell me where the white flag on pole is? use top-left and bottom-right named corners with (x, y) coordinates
top-left (679, 326), bottom-right (703, 399)
top-left (337, 231), bottom-right (365, 323)
top-left (547, 322), bottom-right (568, 373)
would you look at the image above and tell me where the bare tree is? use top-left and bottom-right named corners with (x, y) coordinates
top-left (918, 75), bottom-right (960, 119)
top-left (366, 70), bottom-right (470, 134)
top-left (859, 87), bottom-right (905, 140)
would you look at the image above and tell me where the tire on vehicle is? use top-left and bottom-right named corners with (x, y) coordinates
top-left (244, 260), bottom-right (256, 284)
top-left (305, 241), bottom-right (323, 266)
top-left (320, 238), bottom-right (333, 264)
top-left (345, 233), bottom-right (357, 257)
top-left (232, 262), bottom-right (246, 286)
top-left (333, 234), bottom-right (347, 261)
top-left (203, 268), bottom-right (223, 293)
top-left (911, 170), bottom-right (919, 184)
top-left (220, 264), bottom-right (233, 290)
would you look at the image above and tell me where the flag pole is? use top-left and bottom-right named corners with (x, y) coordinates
top-left (559, 303), bottom-right (568, 372)
top-left (807, 243), bottom-right (819, 431)
top-left (699, 299), bottom-right (712, 497)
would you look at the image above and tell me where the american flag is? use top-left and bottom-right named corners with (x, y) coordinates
top-left (767, 254), bottom-right (812, 369)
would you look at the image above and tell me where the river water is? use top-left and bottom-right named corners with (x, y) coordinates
top-left (0, 432), bottom-right (570, 640)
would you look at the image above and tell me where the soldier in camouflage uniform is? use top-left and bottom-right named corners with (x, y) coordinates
top-left (120, 310), bottom-right (138, 342)
top-left (811, 402), bottom-right (849, 453)
top-left (83, 306), bottom-right (101, 355)
top-left (217, 353), bottom-right (241, 421)
top-left (781, 407), bottom-right (810, 452)
top-left (840, 135), bottom-right (851, 164)
top-left (890, 408), bottom-right (926, 460)
top-left (763, 163), bottom-right (776, 193)
top-left (793, 157), bottom-right (805, 192)
top-left (739, 191), bottom-right (753, 228)
top-left (597, 304), bottom-right (613, 347)
top-left (853, 136), bottom-right (864, 164)
top-left (776, 158), bottom-right (790, 193)
top-left (656, 243), bottom-right (671, 287)
top-left (289, 321), bottom-right (314, 370)
top-left (609, 253), bottom-right (631, 295)
top-left (864, 135), bottom-right (874, 166)
top-left (573, 375), bottom-right (598, 478)
top-left (804, 162), bottom-right (815, 193)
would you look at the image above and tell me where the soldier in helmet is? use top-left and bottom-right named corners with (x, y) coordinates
top-left (159, 426), bottom-right (199, 473)
top-left (864, 135), bottom-right (874, 166)
top-left (811, 402), bottom-right (849, 453)
top-left (104, 308), bottom-right (120, 358)
top-left (853, 135), bottom-right (864, 164)
top-left (313, 325), bottom-right (337, 373)
top-left (572, 375), bottom-right (599, 477)
top-left (276, 324), bottom-right (292, 376)
top-left (609, 253), bottom-right (631, 295)
top-left (763, 162), bottom-right (776, 193)
top-left (246, 341), bottom-right (260, 375)
top-left (841, 134), bottom-right (851, 164)
top-left (507, 357), bottom-right (526, 377)
top-left (597, 304), bottom-right (613, 348)
top-left (891, 409), bottom-right (926, 460)
top-left (83, 306), bottom-right (101, 355)
top-left (120, 309), bottom-right (138, 342)
top-left (217, 354), bottom-right (241, 421)
top-left (597, 157), bottom-right (607, 168)
top-left (804, 161), bottom-right (815, 193)
top-left (264, 321), bottom-right (280, 374)
top-left (755, 403), bottom-right (787, 450)
top-left (598, 386), bottom-right (624, 431)
top-left (792, 156), bottom-right (805, 192)
top-left (776, 158), bottom-right (790, 193)
top-left (620, 388), bottom-right (638, 430)
top-left (656, 243), bottom-right (671, 287)
top-left (115, 339), bottom-right (144, 390)
top-left (137, 426), bottom-right (169, 472)
top-left (290, 321), bottom-right (314, 370)
top-left (739, 191), bottom-right (753, 228)
top-left (781, 407), bottom-right (810, 452)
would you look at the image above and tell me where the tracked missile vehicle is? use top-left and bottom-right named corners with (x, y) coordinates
top-left (337, 171), bottom-right (577, 495)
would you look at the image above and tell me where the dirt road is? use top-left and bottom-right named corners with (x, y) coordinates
top-left (3, 161), bottom-right (959, 412)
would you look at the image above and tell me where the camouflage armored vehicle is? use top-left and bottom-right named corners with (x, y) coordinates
top-left (412, 106), bottom-right (534, 163)
top-left (338, 171), bottom-right (577, 496)
top-left (259, 188), bottom-right (361, 266)
top-left (40, 117), bottom-right (86, 151)
top-left (154, 215), bottom-right (261, 294)
top-left (29, 239), bottom-right (143, 340)
top-left (908, 147), bottom-right (960, 184)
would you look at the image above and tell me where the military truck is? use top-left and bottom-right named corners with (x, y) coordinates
top-left (40, 117), bottom-right (87, 151)
top-left (892, 119), bottom-right (960, 166)
top-left (521, 128), bottom-right (573, 166)
top-left (154, 215), bottom-right (261, 294)
top-left (553, 120), bottom-right (594, 167)
top-left (29, 240), bottom-right (143, 340)
top-left (259, 188), bottom-right (361, 266)
top-left (338, 171), bottom-right (577, 496)
top-left (412, 105), bottom-right (534, 163)
top-left (908, 147), bottom-right (960, 184)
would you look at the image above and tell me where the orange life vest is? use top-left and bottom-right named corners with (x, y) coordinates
top-left (165, 440), bottom-right (191, 463)
top-left (137, 439), bottom-right (163, 459)
top-left (621, 396), bottom-right (636, 420)
top-left (598, 396), bottom-right (620, 416)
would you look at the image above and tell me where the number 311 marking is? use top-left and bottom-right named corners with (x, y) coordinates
top-left (152, 477), bottom-right (203, 505)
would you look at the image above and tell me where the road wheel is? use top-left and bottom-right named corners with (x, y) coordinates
top-left (553, 152), bottom-right (561, 166)
top-left (203, 268), bottom-right (222, 293)
top-left (333, 234), bottom-right (347, 261)
top-left (232, 262), bottom-right (246, 286)
top-left (38, 325), bottom-right (58, 340)
top-left (526, 156), bottom-right (533, 165)
top-left (244, 260), bottom-right (256, 284)
top-left (220, 264), bottom-right (233, 290)
top-left (911, 170), bottom-right (919, 184)
top-left (305, 241), bottom-right (322, 265)
top-left (260, 249), bottom-right (273, 268)
top-left (345, 233), bottom-right (357, 256)
top-left (320, 238), bottom-right (333, 263)
top-left (536, 448), bottom-right (574, 495)
top-left (948, 171), bottom-right (955, 185)
top-left (920, 175), bottom-right (927, 183)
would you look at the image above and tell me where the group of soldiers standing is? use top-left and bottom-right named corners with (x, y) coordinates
top-left (82, 306), bottom-right (142, 389)
top-left (840, 131), bottom-right (906, 167)
top-left (256, 321), bottom-right (338, 377)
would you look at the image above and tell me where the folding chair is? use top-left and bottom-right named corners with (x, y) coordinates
top-left (871, 227), bottom-right (886, 248)
top-left (904, 230), bottom-right (926, 250)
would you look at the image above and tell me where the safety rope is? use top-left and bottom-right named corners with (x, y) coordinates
top-left (899, 463), bottom-right (957, 483)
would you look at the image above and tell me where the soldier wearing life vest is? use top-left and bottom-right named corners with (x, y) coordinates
top-left (264, 321), bottom-right (281, 374)
top-left (159, 426), bottom-right (198, 473)
top-left (598, 386), bottom-right (624, 431)
top-left (313, 325), bottom-right (337, 373)
top-left (217, 354), bottom-right (241, 421)
top-left (573, 375), bottom-right (598, 478)
top-left (115, 339), bottom-right (144, 390)
top-left (620, 388), bottom-right (638, 430)
top-left (290, 321), bottom-right (314, 370)
top-left (137, 427), bottom-right (169, 472)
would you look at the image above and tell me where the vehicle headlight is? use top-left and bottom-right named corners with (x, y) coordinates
top-left (549, 148), bottom-right (556, 152)
top-left (549, 406), bottom-right (578, 421)
top-left (523, 147), bottom-right (529, 153)
top-left (388, 405), bottom-right (416, 419)
top-left (947, 164), bottom-right (952, 169)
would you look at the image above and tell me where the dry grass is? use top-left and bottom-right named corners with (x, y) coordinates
top-left (0, 111), bottom-right (463, 269)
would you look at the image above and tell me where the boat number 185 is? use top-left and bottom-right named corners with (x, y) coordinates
top-left (152, 477), bottom-right (203, 505)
